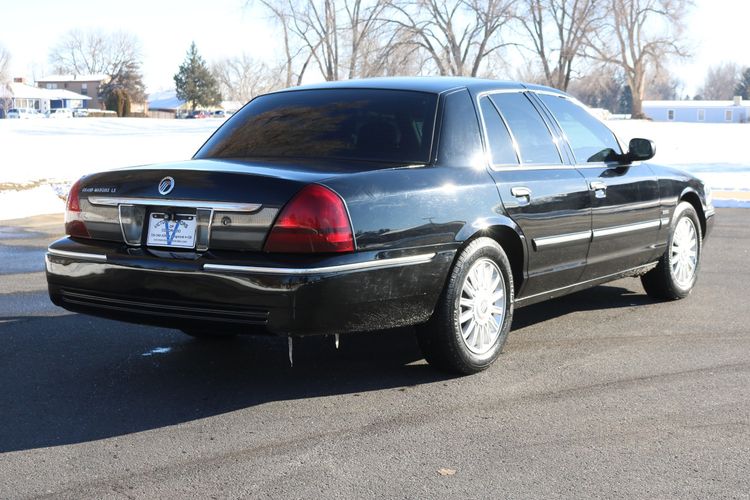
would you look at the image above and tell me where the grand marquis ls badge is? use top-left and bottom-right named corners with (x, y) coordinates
top-left (158, 176), bottom-right (175, 195)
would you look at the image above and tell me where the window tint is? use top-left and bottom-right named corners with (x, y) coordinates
top-left (479, 97), bottom-right (518, 165)
top-left (489, 93), bottom-right (562, 164)
top-left (437, 89), bottom-right (483, 166)
top-left (538, 94), bottom-right (622, 163)
top-left (196, 89), bottom-right (438, 165)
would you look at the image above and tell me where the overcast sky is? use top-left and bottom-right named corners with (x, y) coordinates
top-left (2, 0), bottom-right (747, 97)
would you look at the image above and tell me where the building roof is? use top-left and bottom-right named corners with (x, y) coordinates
top-left (275, 76), bottom-right (565, 96)
top-left (9, 82), bottom-right (91, 100)
top-left (644, 99), bottom-right (748, 108)
top-left (36, 74), bottom-right (109, 83)
top-left (147, 90), bottom-right (186, 110)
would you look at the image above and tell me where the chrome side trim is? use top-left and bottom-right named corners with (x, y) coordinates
top-left (660, 217), bottom-right (671, 227)
top-left (517, 261), bottom-right (659, 303)
top-left (705, 208), bottom-right (716, 217)
top-left (203, 253), bottom-right (437, 275)
top-left (89, 197), bottom-right (262, 213)
top-left (47, 248), bottom-right (108, 262)
top-left (592, 220), bottom-right (661, 239)
top-left (534, 230), bottom-right (591, 249)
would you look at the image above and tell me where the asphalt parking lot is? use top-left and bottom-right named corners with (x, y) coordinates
top-left (0, 209), bottom-right (748, 499)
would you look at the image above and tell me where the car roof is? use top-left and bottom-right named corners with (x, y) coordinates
top-left (272, 76), bottom-right (567, 97)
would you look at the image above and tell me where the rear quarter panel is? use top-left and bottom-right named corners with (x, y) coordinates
top-left (322, 165), bottom-right (503, 252)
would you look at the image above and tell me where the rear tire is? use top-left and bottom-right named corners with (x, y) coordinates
top-left (416, 237), bottom-right (514, 375)
top-left (641, 201), bottom-right (702, 300)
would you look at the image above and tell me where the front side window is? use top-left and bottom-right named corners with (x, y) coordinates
top-left (196, 89), bottom-right (438, 166)
top-left (538, 94), bottom-right (622, 163)
top-left (489, 93), bottom-right (562, 165)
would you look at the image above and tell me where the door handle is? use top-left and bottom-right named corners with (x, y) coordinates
top-left (511, 186), bottom-right (532, 199)
top-left (589, 181), bottom-right (607, 198)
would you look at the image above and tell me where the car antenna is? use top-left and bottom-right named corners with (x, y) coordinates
top-left (288, 336), bottom-right (294, 367)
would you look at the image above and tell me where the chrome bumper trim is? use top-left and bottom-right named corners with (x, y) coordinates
top-left (89, 196), bottom-right (262, 213)
top-left (203, 253), bottom-right (437, 275)
top-left (47, 248), bottom-right (108, 262)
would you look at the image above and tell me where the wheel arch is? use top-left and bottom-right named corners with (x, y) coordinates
top-left (679, 188), bottom-right (706, 237)
top-left (455, 217), bottom-right (527, 295)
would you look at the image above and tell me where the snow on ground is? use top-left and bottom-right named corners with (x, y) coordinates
top-left (0, 117), bottom-right (748, 220)
top-left (0, 117), bottom-right (219, 185)
top-left (607, 120), bottom-right (750, 204)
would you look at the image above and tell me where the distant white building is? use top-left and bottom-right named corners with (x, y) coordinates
top-left (2, 81), bottom-right (91, 114)
top-left (643, 97), bottom-right (749, 123)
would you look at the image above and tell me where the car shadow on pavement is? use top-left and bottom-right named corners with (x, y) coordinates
top-left (0, 314), bottom-right (449, 453)
top-left (0, 283), bottom-right (650, 453)
top-left (511, 283), bottom-right (652, 330)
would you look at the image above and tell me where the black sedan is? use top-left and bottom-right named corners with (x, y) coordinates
top-left (46, 77), bottom-right (714, 374)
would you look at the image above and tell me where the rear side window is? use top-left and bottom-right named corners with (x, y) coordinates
top-left (437, 89), bottom-right (483, 166)
top-left (538, 94), bottom-right (622, 163)
top-left (489, 93), bottom-right (562, 165)
top-left (480, 97), bottom-right (519, 166)
top-left (196, 89), bottom-right (438, 165)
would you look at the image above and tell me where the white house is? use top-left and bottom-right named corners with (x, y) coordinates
top-left (3, 81), bottom-right (91, 114)
top-left (643, 97), bottom-right (749, 123)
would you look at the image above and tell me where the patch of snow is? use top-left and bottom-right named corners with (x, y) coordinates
top-left (0, 117), bottom-right (219, 185)
top-left (0, 185), bottom-right (66, 220)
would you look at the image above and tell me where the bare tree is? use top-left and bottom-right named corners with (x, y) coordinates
top-left (698, 62), bottom-right (740, 100)
top-left (0, 45), bottom-right (10, 117)
top-left (387, 0), bottom-right (516, 77)
top-left (567, 64), bottom-right (624, 111)
top-left (212, 54), bottom-right (282, 102)
top-left (363, 25), bottom-right (427, 76)
top-left (0, 44), bottom-right (10, 83)
top-left (516, 0), bottom-right (605, 91)
top-left (48, 29), bottom-right (146, 109)
top-left (279, 0), bottom-right (391, 81)
top-left (258, 1), bottom-right (313, 86)
top-left (49, 29), bottom-right (141, 76)
top-left (644, 65), bottom-right (682, 100)
top-left (587, 0), bottom-right (692, 118)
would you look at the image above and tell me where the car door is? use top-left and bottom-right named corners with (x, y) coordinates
top-left (534, 93), bottom-right (662, 281)
top-left (479, 91), bottom-right (592, 299)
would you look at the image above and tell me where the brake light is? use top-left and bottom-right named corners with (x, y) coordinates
top-left (64, 178), bottom-right (90, 238)
top-left (264, 184), bottom-right (355, 253)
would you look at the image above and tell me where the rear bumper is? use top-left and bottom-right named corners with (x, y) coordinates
top-left (46, 238), bottom-right (455, 336)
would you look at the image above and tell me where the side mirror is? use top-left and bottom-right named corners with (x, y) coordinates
top-left (621, 138), bottom-right (655, 164)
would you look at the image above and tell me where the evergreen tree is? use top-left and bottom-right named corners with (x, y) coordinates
top-left (100, 60), bottom-right (146, 116)
top-left (734, 67), bottom-right (750, 99)
top-left (618, 85), bottom-right (633, 115)
top-left (174, 42), bottom-right (222, 111)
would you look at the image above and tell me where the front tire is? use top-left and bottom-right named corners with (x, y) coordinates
top-left (641, 201), bottom-right (702, 300)
top-left (417, 237), bottom-right (514, 374)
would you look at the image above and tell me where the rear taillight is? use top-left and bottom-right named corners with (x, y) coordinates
top-left (64, 178), bottom-right (90, 238)
top-left (264, 184), bottom-right (355, 253)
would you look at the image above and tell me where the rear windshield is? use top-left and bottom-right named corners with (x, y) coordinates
top-left (195, 89), bottom-right (438, 164)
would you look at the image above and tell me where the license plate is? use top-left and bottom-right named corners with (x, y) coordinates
top-left (146, 213), bottom-right (197, 248)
